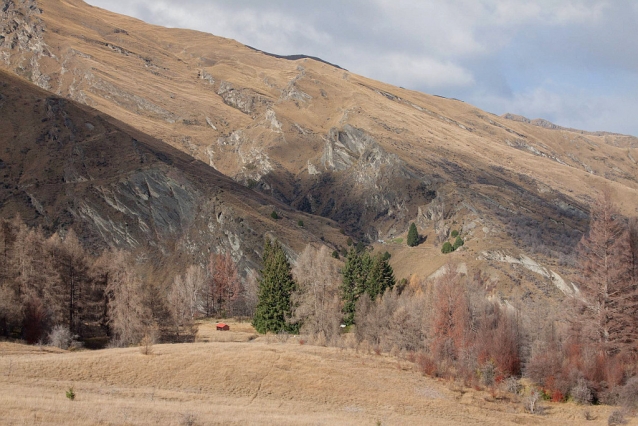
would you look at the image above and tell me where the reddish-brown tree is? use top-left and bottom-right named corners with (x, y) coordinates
top-left (206, 253), bottom-right (241, 317)
top-left (628, 217), bottom-right (638, 285)
top-left (431, 269), bottom-right (470, 362)
top-left (575, 190), bottom-right (638, 356)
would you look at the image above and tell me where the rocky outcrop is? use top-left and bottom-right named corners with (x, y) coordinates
top-left (0, 0), bottom-right (53, 89)
top-left (313, 125), bottom-right (435, 239)
top-left (217, 80), bottom-right (272, 116)
top-left (215, 130), bottom-right (274, 185)
top-left (480, 250), bottom-right (578, 296)
top-left (279, 66), bottom-right (311, 103)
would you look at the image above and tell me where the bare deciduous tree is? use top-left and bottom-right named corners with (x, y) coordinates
top-left (291, 245), bottom-right (342, 342)
top-left (103, 250), bottom-right (150, 346)
top-left (575, 190), bottom-right (638, 355)
top-left (628, 217), bottom-right (638, 284)
top-left (169, 265), bottom-right (205, 338)
top-left (431, 268), bottom-right (470, 362)
top-left (206, 253), bottom-right (241, 317)
top-left (47, 230), bottom-right (92, 335)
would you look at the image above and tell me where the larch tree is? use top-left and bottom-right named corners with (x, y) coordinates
top-left (102, 250), bottom-right (150, 346)
top-left (47, 230), bottom-right (92, 335)
top-left (12, 225), bottom-right (61, 342)
top-left (241, 269), bottom-right (259, 318)
top-left (291, 245), bottom-right (342, 341)
top-left (431, 269), bottom-right (470, 362)
top-left (252, 240), bottom-right (298, 334)
top-left (207, 253), bottom-right (241, 317)
top-left (628, 217), bottom-right (638, 285)
top-left (169, 265), bottom-right (205, 337)
top-left (575, 190), bottom-right (637, 355)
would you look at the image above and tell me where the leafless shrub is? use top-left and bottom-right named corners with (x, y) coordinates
top-left (415, 352), bottom-right (437, 377)
top-left (358, 339), bottom-right (371, 354)
top-left (312, 331), bottom-right (327, 347)
top-left (608, 409), bottom-right (627, 426)
top-left (390, 345), bottom-right (400, 357)
top-left (504, 377), bottom-right (522, 395)
top-left (342, 333), bottom-right (357, 350)
top-left (617, 377), bottom-right (638, 411)
top-left (571, 377), bottom-right (593, 405)
top-left (139, 329), bottom-right (156, 355)
top-left (523, 389), bottom-right (544, 415)
top-left (48, 325), bottom-right (72, 349)
top-left (479, 361), bottom-right (496, 387)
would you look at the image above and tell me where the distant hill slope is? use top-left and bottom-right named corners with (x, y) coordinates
top-left (1, 0), bottom-right (637, 277)
top-left (0, 68), bottom-right (342, 275)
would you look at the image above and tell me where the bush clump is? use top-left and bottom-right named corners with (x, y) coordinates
top-left (453, 236), bottom-right (464, 250)
top-left (451, 230), bottom-right (459, 238)
top-left (441, 242), bottom-right (454, 254)
top-left (571, 378), bottom-right (592, 405)
top-left (66, 387), bottom-right (75, 401)
top-left (48, 325), bottom-right (73, 350)
top-left (270, 211), bottom-right (279, 220)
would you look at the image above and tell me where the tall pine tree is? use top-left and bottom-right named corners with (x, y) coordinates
top-left (407, 223), bottom-right (419, 247)
top-left (252, 240), bottom-right (298, 334)
top-left (340, 247), bottom-right (371, 326)
top-left (365, 253), bottom-right (396, 299)
top-left (340, 248), bottom-right (394, 325)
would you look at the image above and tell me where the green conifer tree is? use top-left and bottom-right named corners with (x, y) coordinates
top-left (252, 240), bottom-right (298, 334)
top-left (340, 247), bottom-right (372, 326)
top-left (365, 253), bottom-right (396, 299)
top-left (441, 241), bottom-right (454, 254)
top-left (407, 223), bottom-right (419, 247)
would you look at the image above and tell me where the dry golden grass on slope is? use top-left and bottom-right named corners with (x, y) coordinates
top-left (8, 0), bottom-right (638, 219)
top-left (1, 327), bottom-right (633, 426)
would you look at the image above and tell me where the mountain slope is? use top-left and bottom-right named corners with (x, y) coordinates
top-left (1, 0), bottom-right (638, 290)
top-left (0, 68), bottom-right (342, 275)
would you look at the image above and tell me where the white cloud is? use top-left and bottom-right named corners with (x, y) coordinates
top-left (360, 52), bottom-right (476, 89)
top-left (477, 85), bottom-right (638, 135)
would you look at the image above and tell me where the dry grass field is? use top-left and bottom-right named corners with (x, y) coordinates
top-left (1, 322), bottom-right (634, 425)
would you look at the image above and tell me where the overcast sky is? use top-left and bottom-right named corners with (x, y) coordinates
top-left (85, 0), bottom-right (638, 136)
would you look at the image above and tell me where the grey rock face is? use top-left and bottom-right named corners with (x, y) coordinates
top-left (314, 124), bottom-right (435, 239)
top-left (217, 80), bottom-right (272, 116)
top-left (0, 0), bottom-right (52, 89)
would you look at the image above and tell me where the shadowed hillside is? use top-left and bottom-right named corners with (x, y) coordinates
top-left (0, 68), bottom-right (344, 276)
top-left (1, 0), bottom-right (636, 250)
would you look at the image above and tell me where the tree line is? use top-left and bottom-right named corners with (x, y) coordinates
top-left (0, 216), bottom-right (252, 347)
top-left (3, 188), bottom-right (638, 404)
top-left (251, 190), bottom-right (638, 404)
